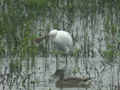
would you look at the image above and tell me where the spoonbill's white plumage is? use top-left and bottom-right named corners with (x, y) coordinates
top-left (49, 29), bottom-right (73, 54)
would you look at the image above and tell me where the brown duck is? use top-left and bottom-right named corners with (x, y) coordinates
top-left (53, 69), bottom-right (91, 88)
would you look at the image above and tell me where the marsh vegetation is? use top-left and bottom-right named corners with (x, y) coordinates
top-left (0, 0), bottom-right (120, 90)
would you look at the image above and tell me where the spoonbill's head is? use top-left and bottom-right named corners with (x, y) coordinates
top-left (48, 29), bottom-right (58, 40)
top-left (35, 29), bottom-right (58, 43)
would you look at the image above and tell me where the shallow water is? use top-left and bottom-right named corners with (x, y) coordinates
top-left (0, 55), bottom-right (119, 90)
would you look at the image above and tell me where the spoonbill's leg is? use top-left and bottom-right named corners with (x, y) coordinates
top-left (56, 55), bottom-right (59, 70)
top-left (65, 55), bottom-right (68, 66)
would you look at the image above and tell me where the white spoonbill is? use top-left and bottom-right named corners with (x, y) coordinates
top-left (35, 29), bottom-right (73, 54)
top-left (35, 29), bottom-right (73, 67)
